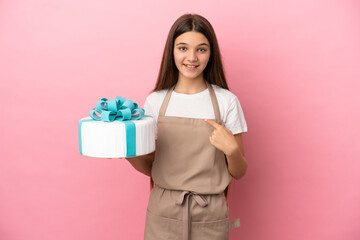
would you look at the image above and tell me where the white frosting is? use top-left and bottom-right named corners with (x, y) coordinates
top-left (79, 117), bottom-right (155, 158)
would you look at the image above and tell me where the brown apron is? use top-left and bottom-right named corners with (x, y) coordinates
top-left (144, 81), bottom-right (240, 240)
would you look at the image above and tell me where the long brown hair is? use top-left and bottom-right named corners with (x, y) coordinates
top-left (152, 13), bottom-right (229, 91)
top-left (150, 13), bottom-right (230, 198)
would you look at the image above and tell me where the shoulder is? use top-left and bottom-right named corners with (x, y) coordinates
top-left (211, 84), bottom-right (248, 134)
top-left (145, 89), bottom-right (168, 105)
top-left (211, 84), bottom-right (238, 105)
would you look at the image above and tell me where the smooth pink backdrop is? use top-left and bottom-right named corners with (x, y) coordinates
top-left (1, 0), bottom-right (359, 239)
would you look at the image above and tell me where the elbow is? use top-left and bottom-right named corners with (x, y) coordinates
top-left (232, 160), bottom-right (248, 180)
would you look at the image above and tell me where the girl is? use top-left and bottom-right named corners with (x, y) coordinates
top-left (126, 13), bottom-right (248, 240)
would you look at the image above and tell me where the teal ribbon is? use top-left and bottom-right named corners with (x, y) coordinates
top-left (79, 97), bottom-right (147, 157)
top-left (89, 96), bottom-right (145, 122)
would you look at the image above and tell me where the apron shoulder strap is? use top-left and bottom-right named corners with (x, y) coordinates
top-left (159, 86), bottom-right (175, 116)
top-left (206, 81), bottom-right (221, 123)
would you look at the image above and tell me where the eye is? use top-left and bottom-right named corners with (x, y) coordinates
top-left (198, 48), bottom-right (207, 52)
top-left (179, 47), bottom-right (187, 51)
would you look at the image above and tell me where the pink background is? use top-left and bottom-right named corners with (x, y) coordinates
top-left (1, 0), bottom-right (360, 239)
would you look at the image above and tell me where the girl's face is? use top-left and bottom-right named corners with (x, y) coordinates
top-left (173, 31), bottom-right (211, 82)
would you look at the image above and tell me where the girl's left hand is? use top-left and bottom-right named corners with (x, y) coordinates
top-left (204, 119), bottom-right (238, 156)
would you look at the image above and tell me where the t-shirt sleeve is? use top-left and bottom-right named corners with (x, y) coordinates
top-left (143, 98), bottom-right (153, 117)
top-left (143, 97), bottom-right (158, 140)
top-left (224, 97), bottom-right (248, 135)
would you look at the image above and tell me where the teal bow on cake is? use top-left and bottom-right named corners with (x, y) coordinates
top-left (89, 96), bottom-right (145, 122)
top-left (79, 96), bottom-right (148, 157)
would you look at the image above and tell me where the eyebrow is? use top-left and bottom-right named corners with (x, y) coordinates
top-left (176, 42), bottom-right (209, 47)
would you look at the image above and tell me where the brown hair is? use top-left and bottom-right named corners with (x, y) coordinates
top-left (152, 13), bottom-right (229, 91)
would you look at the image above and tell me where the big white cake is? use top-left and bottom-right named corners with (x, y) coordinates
top-left (79, 116), bottom-right (155, 158)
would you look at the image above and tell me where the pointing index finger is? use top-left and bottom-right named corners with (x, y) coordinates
top-left (204, 119), bottom-right (221, 129)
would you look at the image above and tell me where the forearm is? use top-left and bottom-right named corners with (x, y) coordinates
top-left (125, 151), bottom-right (155, 177)
top-left (226, 146), bottom-right (247, 180)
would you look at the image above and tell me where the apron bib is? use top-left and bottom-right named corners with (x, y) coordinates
top-left (144, 81), bottom-right (240, 240)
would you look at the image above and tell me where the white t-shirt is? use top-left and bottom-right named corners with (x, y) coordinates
top-left (144, 84), bottom-right (248, 139)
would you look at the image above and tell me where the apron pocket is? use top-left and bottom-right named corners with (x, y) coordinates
top-left (144, 209), bottom-right (182, 240)
top-left (192, 217), bottom-right (230, 240)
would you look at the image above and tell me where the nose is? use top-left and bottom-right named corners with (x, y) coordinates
top-left (187, 50), bottom-right (198, 62)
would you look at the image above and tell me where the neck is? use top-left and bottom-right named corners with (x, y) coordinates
top-left (174, 76), bottom-right (207, 95)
